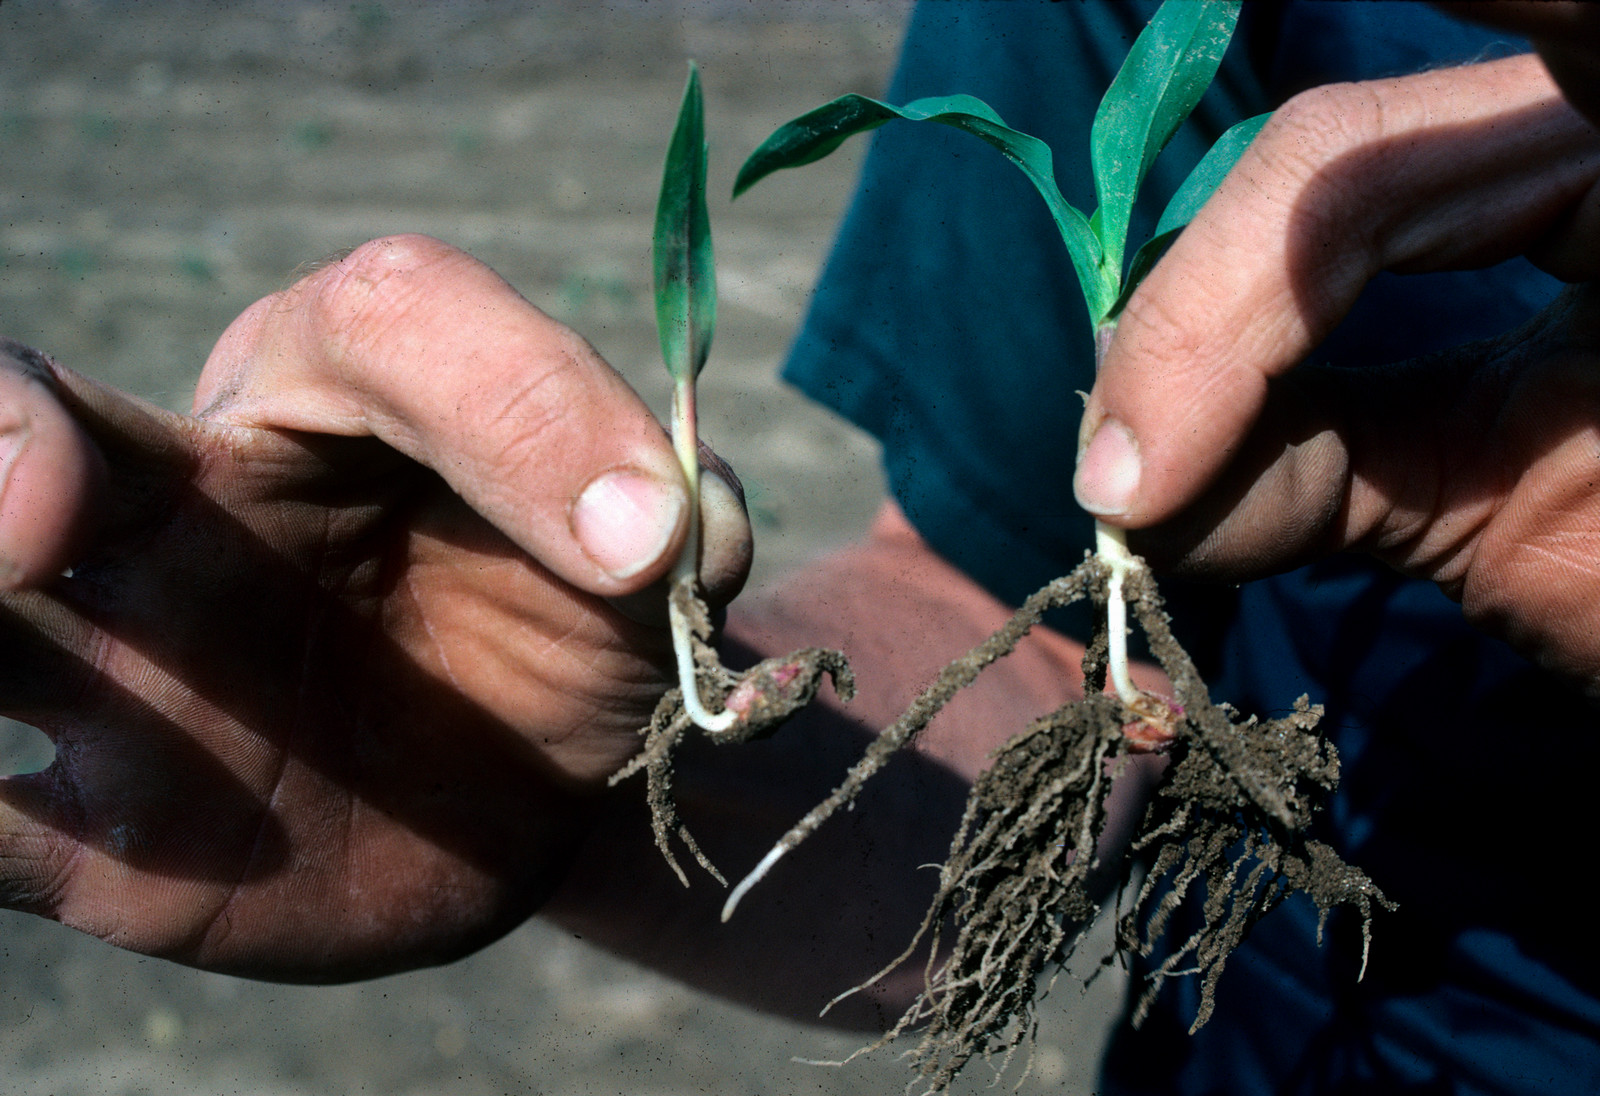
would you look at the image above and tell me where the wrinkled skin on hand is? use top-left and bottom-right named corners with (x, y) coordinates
top-left (0, 235), bottom-right (749, 982)
top-left (1076, 54), bottom-right (1600, 694)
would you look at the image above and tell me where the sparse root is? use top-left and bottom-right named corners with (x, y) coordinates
top-left (609, 584), bottom-right (854, 887)
top-left (617, 686), bottom-right (728, 887)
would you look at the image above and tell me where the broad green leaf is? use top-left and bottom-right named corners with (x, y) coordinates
top-left (1091, 0), bottom-right (1240, 280)
top-left (654, 62), bottom-right (716, 383)
top-left (1108, 111), bottom-right (1269, 320)
top-left (735, 92), bottom-right (1113, 325)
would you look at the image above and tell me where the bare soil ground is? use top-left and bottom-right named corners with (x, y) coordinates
top-left (0, 3), bottom-right (1124, 1093)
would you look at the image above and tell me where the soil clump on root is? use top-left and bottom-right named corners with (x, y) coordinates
top-left (608, 581), bottom-right (854, 887)
top-left (614, 557), bottom-right (1392, 1094)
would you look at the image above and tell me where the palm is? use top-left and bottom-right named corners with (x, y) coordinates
top-left (0, 238), bottom-right (698, 980)
top-left (1403, 287), bottom-right (1600, 690)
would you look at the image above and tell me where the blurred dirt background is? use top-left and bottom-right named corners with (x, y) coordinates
top-left (0, 3), bottom-right (1124, 1093)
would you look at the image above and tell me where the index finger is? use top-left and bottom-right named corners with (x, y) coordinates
top-left (198, 234), bottom-right (689, 597)
top-left (1076, 54), bottom-right (1597, 529)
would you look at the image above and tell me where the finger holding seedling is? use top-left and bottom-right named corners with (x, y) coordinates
top-left (1078, 53), bottom-right (1600, 533)
top-left (0, 226), bottom-right (763, 975)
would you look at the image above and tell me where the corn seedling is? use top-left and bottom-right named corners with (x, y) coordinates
top-left (608, 64), bottom-right (855, 887)
top-left (717, 3), bottom-right (1390, 1090)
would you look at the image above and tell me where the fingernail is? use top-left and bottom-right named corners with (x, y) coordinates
top-left (572, 469), bottom-right (685, 581)
top-left (1074, 419), bottom-right (1141, 516)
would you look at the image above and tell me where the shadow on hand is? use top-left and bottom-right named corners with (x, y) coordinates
top-left (0, 373), bottom-right (607, 980)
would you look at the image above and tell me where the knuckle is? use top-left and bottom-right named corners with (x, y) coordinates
top-left (1260, 76), bottom-right (1446, 240)
top-left (302, 234), bottom-right (466, 379)
top-left (481, 371), bottom-right (569, 477)
top-left (1115, 278), bottom-right (1206, 367)
top-left (469, 333), bottom-right (616, 486)
top-left (1262, 81), bottom-right (1390, 180)
top-left (1268, 81), bottom-right (1390, 162)
top-left (1223, 81), bottom-right (1400, 290)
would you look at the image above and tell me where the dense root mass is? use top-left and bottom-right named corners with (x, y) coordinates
top-left (833, 558), bottom-right (1389, 1093)
top-left (614, 557), bottom-right (1391, 1095)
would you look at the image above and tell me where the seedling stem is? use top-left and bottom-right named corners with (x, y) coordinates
top-left (654, 62), bottom-right (736, 733)
top-left (668, 377), bottom-right (736, 732)
top-left (1091, 319), bottom-right (1145, 712)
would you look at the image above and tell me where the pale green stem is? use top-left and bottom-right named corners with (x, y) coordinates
top-left (669, 377), bottom-right (704, 585)
top-left (1092, 320), bottom-right (1144, 710)
top-left (670, 377), bottom-right (736, 733)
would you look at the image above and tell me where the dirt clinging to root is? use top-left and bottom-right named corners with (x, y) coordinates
top-left (608, 579), bottom-right (854, 887)
top-left (615, 555), bottom-right (1392, 1094)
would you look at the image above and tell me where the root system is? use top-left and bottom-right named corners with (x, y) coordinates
top-left (614, 556), bottom-right (1391, 1094)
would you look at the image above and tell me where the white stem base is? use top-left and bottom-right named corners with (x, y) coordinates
top-left (668, 378), bottom-right (736, 734)
top-left (669, 583), bottom-right (736, 733)
top-left (1096, 521), bottom-right (1143, 708)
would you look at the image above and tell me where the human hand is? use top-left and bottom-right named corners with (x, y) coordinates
top-left (0, 234), bottom-right (750, 981)
top-left (1073, 53), bottom-right (1600, 691)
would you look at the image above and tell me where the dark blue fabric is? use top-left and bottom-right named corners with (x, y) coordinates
top-left (782, 2), bottom-right (1600, 1093)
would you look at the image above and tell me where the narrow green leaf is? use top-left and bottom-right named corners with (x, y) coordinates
top-left (654, 62), bottom-right (715, 383)
top-left (1150, 110), bottom-right (1269, 241)
top-left (1108, 111), bottom-right (1269, 320)
top-left (1090, 0), bottom-right (1240, 280)
top-left (735, 92), bottom-right (1113, 325)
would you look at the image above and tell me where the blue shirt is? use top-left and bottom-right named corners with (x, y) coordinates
top-left (784, 3), bottom-right (1600, 1092)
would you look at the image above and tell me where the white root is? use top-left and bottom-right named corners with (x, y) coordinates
top-left (723, 844), bottom-right (785, 921)
top-left (1096, 520), bottom-right (1145, 710)
top-left (669, 584), bottom-right (736, 733)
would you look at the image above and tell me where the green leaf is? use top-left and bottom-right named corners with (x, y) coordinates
top-left (1108, 111), bottom-right (1269, 320)
top-left (735, 92), bottom-right (1113, 326)
top-left (1090, 0), bottom-right (1240, 281)
top-left (654, 62), bottom-right (716, 383)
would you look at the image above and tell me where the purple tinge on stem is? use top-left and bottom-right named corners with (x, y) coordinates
top-left (721, 648), bottom-right (855, 740)
top-left (1122, 693), bottom-right (1183, 753)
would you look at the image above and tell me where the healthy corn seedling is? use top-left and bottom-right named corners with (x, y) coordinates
top-left (652, 62), bottom-right (734, 734)
top-left (719, 3), bottom-right (1390, 1090)
top-left (731, 2), bottom-right (1264, 734)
